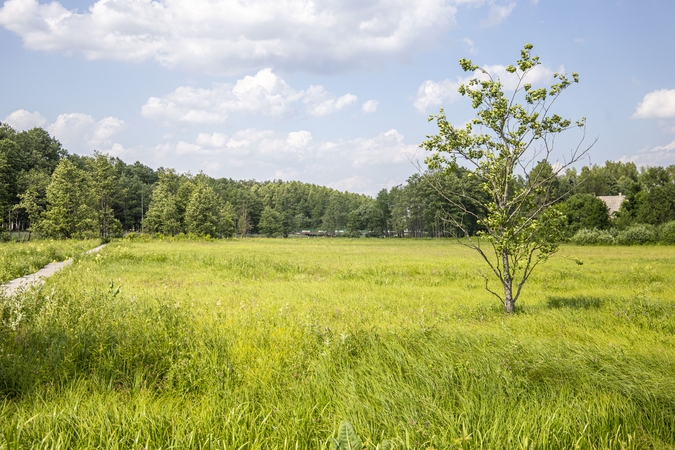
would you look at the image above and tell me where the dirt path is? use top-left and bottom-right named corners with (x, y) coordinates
top-left (0, 244), bottom-right (107, 297)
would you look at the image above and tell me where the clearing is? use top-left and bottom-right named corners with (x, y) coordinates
top-left (1, 238), bottom-right (674, 449)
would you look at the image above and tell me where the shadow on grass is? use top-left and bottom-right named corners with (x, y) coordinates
top-left (546, 296), bottom-right (604, 310)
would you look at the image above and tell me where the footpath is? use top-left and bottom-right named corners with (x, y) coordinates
top-left (0, 244), bottom-right (107, 297)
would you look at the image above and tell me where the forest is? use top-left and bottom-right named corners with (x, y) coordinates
top-left (2, 122), bottom-right (675, 241)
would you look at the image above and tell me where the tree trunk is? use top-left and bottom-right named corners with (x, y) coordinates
top-left (502, 249), bottom-right (515, 313)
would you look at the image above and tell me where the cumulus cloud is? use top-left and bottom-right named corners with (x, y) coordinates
top-left (349, 129), bottom-right (415, 167)
top-left (302, 86), bottom-right (358, 117)
top-left (2, 109), bottom-right (48, 129)
top-left (361, 99), bottom-right (380, 113)
top-left (413, 63), bottom-right (557, 113)
top-left (142, 68), bottom-right (356, 125)
top-left (3, 109), bottom-right (126, 152)
top-left (620, 139), bottom-right (675, 167)
top-left (0, 0), bottom-right (482, 74)
top-left (414, 79), bottom-right (463, 113)
top-left (167, 128), bottom-right (412, 164)
top-left (633, 89), bottom-right (675, 119)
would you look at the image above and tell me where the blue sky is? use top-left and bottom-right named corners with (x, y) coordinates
top-left (1, 0), bottom-right (674, 195)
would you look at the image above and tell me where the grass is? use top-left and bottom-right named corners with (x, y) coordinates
top-left (0, 239), bottom-right (100, 284)
top-left (1, 238), bottom-right (674, 449)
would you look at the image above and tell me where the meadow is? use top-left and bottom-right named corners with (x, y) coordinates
top-left (0, 240), bottom-right (100, 284)
top-left (1, 238), bottom-right (674, 449)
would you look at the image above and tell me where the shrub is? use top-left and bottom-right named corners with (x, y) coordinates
top-left (616, 224), bottom-right (656, 245)
top-left (570, 228), bottom-right (615, 246)
top-left (659, 221), bottom-right (675, 244)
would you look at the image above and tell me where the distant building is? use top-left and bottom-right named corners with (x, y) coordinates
top-left (597, 193), bottom-right (626, 215)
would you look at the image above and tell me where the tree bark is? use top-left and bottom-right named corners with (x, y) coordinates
top-left (502, 249), bottom-right (515, 313)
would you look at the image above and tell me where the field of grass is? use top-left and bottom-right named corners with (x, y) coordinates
top-left (1, 238), bottom-right (674, 449)
top-left (0, 239), bottom-right (100, 284)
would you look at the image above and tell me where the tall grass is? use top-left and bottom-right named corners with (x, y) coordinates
top-left (0, 240), bottom-right (100, 284)
top-left (1, 239), bottom-right (674, 448)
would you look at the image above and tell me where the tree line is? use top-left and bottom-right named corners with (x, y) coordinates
top-left (1, 122), bottom-right (674, 240)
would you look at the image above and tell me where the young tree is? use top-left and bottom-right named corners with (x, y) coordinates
top-left (422, 44), bottom-right (593, 313)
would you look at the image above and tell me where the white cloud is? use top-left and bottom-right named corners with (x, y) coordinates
top-left (3, 109), bottom-right (48, 130)
top-left (142, 68), bottom-right (356, 125)
top-left (633, 89), bottom-right (675, 119)
top-left (328, 175), bottom-right (377, 193)
top-left (482, 2), bottom-right (515, 27)
top-left (303, 86), bottom-right (358, 117)
top-left (0, 0), bottom-right (478, 74)
top-left (362, 99), bottom-right (380, 113)
top-left (3, 109), bottom-right (126, 152)
top-left (349, 129), bottom-right (415, 167)
top-left (413, 63), bottom-right (556, 113)
top-left (152, 128), bottom-right (415, 169)
top-left (413, 79), bottom-right (463, 113)
top-left (620, 139), bottom-right (675, 166)
top-left (462, 37), bottom-right (477, 55)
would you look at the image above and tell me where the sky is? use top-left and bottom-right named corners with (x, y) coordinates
top-left (1, 0), bottom-right (674, 196)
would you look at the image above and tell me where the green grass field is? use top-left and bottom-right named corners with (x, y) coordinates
top-left (0, 240), bottom-right (100, 284)
top-left (1, 238), bottom-right (674, 449)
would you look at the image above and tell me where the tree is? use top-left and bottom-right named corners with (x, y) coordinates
top-left (558, 193), bottom-right (610, 235)
top-left (90, 153), bottom-right (122, 238)
top-left (185, 182), bottom-right (221, 236)
top-left (15, 169), bottom-right (51, 239)
top-left (38, 160), bottom-right (97, 238)
top-left (143, 169), bottom-right (182, 235)
top-left (422, 44), bottom-right (593, 313)
top-left (347, 200), bottom-right (382, 236)
top-left (634, 183), bottom-right (675, 226)
top-left (321, 193), bottom-right (349, 235)
top-left (258, 206), bottom-right (284, 237)
top-left (218, 202), bottom-right (236, 238)
top-left (0, 139), bottom-right (22, 227)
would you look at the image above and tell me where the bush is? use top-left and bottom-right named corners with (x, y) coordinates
top-left (659, 221), bottom-right (675, 244)
top-left (616, 224), bottom-right (656, 245)
top-left (570, 228), bottom-right (616, 246)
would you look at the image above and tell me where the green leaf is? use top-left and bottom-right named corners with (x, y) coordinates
top-left (377, 440), bottom-right (393, 450)
top-left (334, 422), bottom-right (362, 450)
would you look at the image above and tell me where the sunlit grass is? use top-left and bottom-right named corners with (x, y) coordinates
top-left (1, 239), bottom-right (674, 448)
top-left (0, 239), bottom-right (100, 284)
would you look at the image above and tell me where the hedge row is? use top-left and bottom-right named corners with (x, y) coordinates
top-left (570, 221), bottom-right (675, 245)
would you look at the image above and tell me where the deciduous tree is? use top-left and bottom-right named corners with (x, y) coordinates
top-left (422, 44), bottom-right (593, 313)
top-left (38, 160), bottom-right (97, 238)
top-left (185, 182), bottom-right (221, 236)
